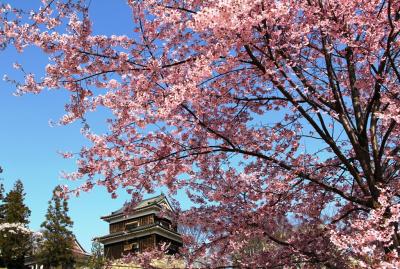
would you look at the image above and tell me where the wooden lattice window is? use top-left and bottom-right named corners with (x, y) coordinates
top-left (125, 221), bottom-right (139, 231)
top-left (123, 242), bottom-right (139, 252)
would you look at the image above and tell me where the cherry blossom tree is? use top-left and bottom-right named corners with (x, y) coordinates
top-left (2, 0), bottom-right (400, 267)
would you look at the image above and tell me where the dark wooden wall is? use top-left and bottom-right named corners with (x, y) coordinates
top-left (109, 221), bottom-right (124, 234)
top-left (104, 242), bottom-right (124, 259)
top-left (104, 235), bottom-right (156, 259)
top-left (139, 214), bottom-right (155, 226)
top-left (109, 214), bottom-right (155, 233)
top-left (155, 235), bottom-right (182, 255)
top-left (104, 214), bottom-right (181, 259)
top-left (139, 234), bottom-right (156, 252)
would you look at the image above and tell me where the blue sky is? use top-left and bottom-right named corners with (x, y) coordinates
top-left (0, 0), bottom-right (193, 252)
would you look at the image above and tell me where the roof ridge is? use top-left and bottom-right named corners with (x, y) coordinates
top-left (110, 193), bottom-right (166, 215)
top-left (139, 193), bottom-right (165, 203)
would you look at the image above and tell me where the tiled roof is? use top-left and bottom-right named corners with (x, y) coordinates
top-left (72, 237), bottom-right (90, 256)
top-left (97, 223), bottom-right (182, 244)
top-left (24, 235), bottom-right (90, 266)
top-left (109, 193), bottom-right (168, 216)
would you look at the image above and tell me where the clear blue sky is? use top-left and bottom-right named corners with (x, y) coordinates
top-left (0, 0), bottom-right (192, 252)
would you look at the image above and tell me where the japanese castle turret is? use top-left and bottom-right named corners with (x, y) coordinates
top-left (97, 194), bottom-right (183, 259)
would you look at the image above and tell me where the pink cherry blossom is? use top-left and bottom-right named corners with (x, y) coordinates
top-left (2, 0), bottom-right (400, 267)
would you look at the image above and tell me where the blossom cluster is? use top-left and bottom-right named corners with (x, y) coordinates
top-left (0, 222), bottom-right (32, 236)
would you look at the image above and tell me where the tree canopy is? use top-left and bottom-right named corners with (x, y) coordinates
top-left (38, 186), bottom-right (75, 268)
top-left (1, 0), bottom-right (400, 267)
top-left (86, 240), bottom-right (105, 269)
top-left (0, 180), bottom-right (31, 269)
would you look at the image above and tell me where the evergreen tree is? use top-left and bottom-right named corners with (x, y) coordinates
top-left (3, 180), bottom-right (30, 224)
top-left (87, 240), bottom-right (106, 269)
top-left (0, 180), bottom-right (31, 269)
top-left (0, 167), bottom-right (6, 222)
top-left (0, 181), bottom-right (5, 221)
top-left (37, 186), bottom-right (75, 269)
